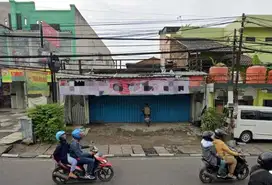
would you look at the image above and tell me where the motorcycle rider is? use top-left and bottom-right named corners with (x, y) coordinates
top-left (53, 131), bottom-right (77, 179)
top-left (201, 131), bottom-right (226, 178)
top-left (69, 128), bottom-right (96, 180)
top-left (213, 129), bottom-right (239, 179)
top-left (248, 152), bottom-right (272, 185)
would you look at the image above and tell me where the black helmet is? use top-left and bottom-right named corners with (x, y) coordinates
top-left (202, 131), bottom-right (214, 141)
top-left (214, 129), bottom-right (227, 139)
top-left (257, 152), bottom-right (272, 170)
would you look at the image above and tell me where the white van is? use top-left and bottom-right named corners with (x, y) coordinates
top-left (234, 105), bottom-right (272, 143)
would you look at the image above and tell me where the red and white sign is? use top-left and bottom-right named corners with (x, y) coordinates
top-left (42, 21), bottom-right (60, 48)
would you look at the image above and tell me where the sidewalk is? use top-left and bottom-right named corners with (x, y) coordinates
top-left (1, 142), bottom-right (272, 158)
top-left (1, 123), bottom-right (272, 158)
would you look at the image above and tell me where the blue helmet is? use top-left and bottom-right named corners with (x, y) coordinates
top-left (72, 128), bottom-right (83, 140)
top-left (56, 131), bottom-right (66, 141)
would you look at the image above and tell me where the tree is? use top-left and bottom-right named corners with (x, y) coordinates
top-left (252, 53), bottom-right (262, 65)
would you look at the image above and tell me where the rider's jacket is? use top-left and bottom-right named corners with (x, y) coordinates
top-left (213, 139), bottom-right (238, 159)
top-left (53, 140), bottom-right (69, 164)
top-left (248, 164), bottom-right (272, 185)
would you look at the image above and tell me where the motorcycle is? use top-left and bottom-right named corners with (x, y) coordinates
top-left (199, 147), bottom-right (249, 183)
top-left (52, 145), bottom-right (114, 184)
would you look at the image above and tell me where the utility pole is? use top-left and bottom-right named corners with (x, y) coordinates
top-left (229, 13), bottom-right (246, 136)
top-left (78, 60), bottom-right (82, 75)
top-left (228, 29), bottom-right (237, 134)
top-left (48, 53), bottom-right (60, 103)
top-left (50, 52), bottom-right (56, 103)
top-left (39, 21), bottom-right (47, 71)
top-left (234, 13), bottom-right (246, 104)
top-left (39, 21), bottom-right (44, 48)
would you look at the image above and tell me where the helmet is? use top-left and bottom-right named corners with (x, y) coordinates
top-left (257, 152), bottom-right (272, 170)
top-left (202, 131), bottom-right (214, 141)
top-left (72, 128), bottom-right (83, 140)
top-left (56, 131), bottom-right (66, 141)
top-left (214, 129), bottom-right (227, 139)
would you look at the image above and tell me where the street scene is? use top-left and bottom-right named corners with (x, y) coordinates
top-left (0, 157), bottom-right (260, 185)
top-left (1, 0), bottom-right (272, 184)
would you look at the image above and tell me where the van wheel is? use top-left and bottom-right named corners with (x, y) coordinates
top-left (240, 131), bottom-right (252, 143)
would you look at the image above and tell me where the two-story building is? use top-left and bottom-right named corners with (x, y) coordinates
top-left (0, 0), bottom-right (114, 110)
top-left (158, 15), bottom-right (272, 112)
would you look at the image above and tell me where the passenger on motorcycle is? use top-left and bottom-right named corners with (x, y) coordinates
top-left (201, 131), bottom-right (226, 178)
top-left (248, 152), bottom-right (272, 185)
top-left (213, 129), bottom-right (239, 179)
top-left (53, 131), bottom-right (77, 179)
top-left (69, 128), bottom-right (96, 180)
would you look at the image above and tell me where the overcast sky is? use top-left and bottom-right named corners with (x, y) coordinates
top-left (1, 0), bottom-right (271, 61)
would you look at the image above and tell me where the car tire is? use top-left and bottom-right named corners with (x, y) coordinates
top-left (240, 131), bottom-right (252, 143)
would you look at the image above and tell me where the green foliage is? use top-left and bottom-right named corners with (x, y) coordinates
top-left (27, 104), bottom-right (65, 143)
top-left (252, 54), bottom-right (262, 65)
top-left (201, 108), bottom-right (227, 131)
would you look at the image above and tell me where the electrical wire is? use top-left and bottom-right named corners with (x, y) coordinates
top-left (0, 46), bottom-right (232, 59)
top-left (36, 16), bottom-right (237, 27)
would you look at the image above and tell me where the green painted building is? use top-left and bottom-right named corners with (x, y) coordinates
top-left (9, 0), bottom-right (76, 55)
top-left (160, 15), bottom-right (272, 108)
top-left (8, 0), bottom-right (113, 69)
top-left (164, 15), bottom-right (272, 64)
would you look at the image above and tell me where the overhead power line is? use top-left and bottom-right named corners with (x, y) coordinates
top-left (0, 34), bottom-right (234, 41)
top-left (36, 16), bottom-right (236, 27)
top-left (0, 46), bottom-right (231, 59)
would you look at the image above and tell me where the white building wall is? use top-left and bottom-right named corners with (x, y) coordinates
top-left (73, 7), bottom-right (114, 70)
top-left (0, 2), bottom-right (11, 27)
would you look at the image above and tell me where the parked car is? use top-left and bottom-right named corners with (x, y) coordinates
top-left (233, 105), bottom-right (272, 143)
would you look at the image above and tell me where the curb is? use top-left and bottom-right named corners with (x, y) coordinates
top-left (37, 155), bottom-right (52, 159)
top-left (158, 153), bottom-right (174, 157)
top-left (130, 153), bottom-right (146, 157)
top-left (1, 154), bottom-right (19, 158)
top-left (189, 154), bottom-right (202, 157)
top-left (0, 153), bottom-right (260, 158)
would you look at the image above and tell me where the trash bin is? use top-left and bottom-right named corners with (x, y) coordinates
top-left (19, 116), bottom-right (36, 144)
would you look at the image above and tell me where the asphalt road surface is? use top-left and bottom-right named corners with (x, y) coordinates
top-left (0, 157), bottom-right (257, 185)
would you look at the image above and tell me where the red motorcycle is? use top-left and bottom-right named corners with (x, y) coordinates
top-left (52, 146), bottom-right (114, 184)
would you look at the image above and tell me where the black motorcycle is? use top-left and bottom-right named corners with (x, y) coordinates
top-left (199, 151), bottom-right (249, 183)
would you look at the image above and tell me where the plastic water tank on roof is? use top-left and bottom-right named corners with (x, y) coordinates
top-left (246, 66), bottom-right (267, 84)
top-left (209, 66), bottom-right (228, 83)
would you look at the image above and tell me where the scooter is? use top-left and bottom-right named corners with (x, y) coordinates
top-left (52, 145), bottom-right (114, 184)
top-left (199, 147), bottom-right (249, 183)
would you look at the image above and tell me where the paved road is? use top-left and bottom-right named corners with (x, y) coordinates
top-left (0, 157), bottom-right (257, 185)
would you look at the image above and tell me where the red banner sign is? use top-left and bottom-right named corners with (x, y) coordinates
top-left (42, 21), bottom-right (60, 48)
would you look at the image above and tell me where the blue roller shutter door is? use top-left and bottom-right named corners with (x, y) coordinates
top-left (89, 95), bottom-right (191, 123)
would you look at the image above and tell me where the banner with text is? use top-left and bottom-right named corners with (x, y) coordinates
top-left (1, 69), bottom-right (25, 82)
top-left (26, 71), bottom-right (49, 96)
top-left (59, 78), bottom-right (190, 96)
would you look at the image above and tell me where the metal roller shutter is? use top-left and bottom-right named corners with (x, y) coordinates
top-left (89, 95), bottom-right (191, 123)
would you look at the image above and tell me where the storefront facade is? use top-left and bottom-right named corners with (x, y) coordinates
top-left (59, 73), bottom-right (207, 124)
top-left (0, 68), bottom-right (50, 109)
top-left (207, 83), bottom-right (272, 110)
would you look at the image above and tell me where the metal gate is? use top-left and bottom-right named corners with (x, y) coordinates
top-left (89, 95), bottom-right (191, 123)
top-left (71, 95), bottom-right (85, 125)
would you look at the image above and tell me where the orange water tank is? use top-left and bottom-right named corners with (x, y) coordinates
top-left (209, 66), bottom-right (228, 83)
top-left (189, 76), bottom-right (204, 87)
top-left (246, 66), bottom-right (267, 84)
top-left (268, 70), bottom-right (272, 84)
